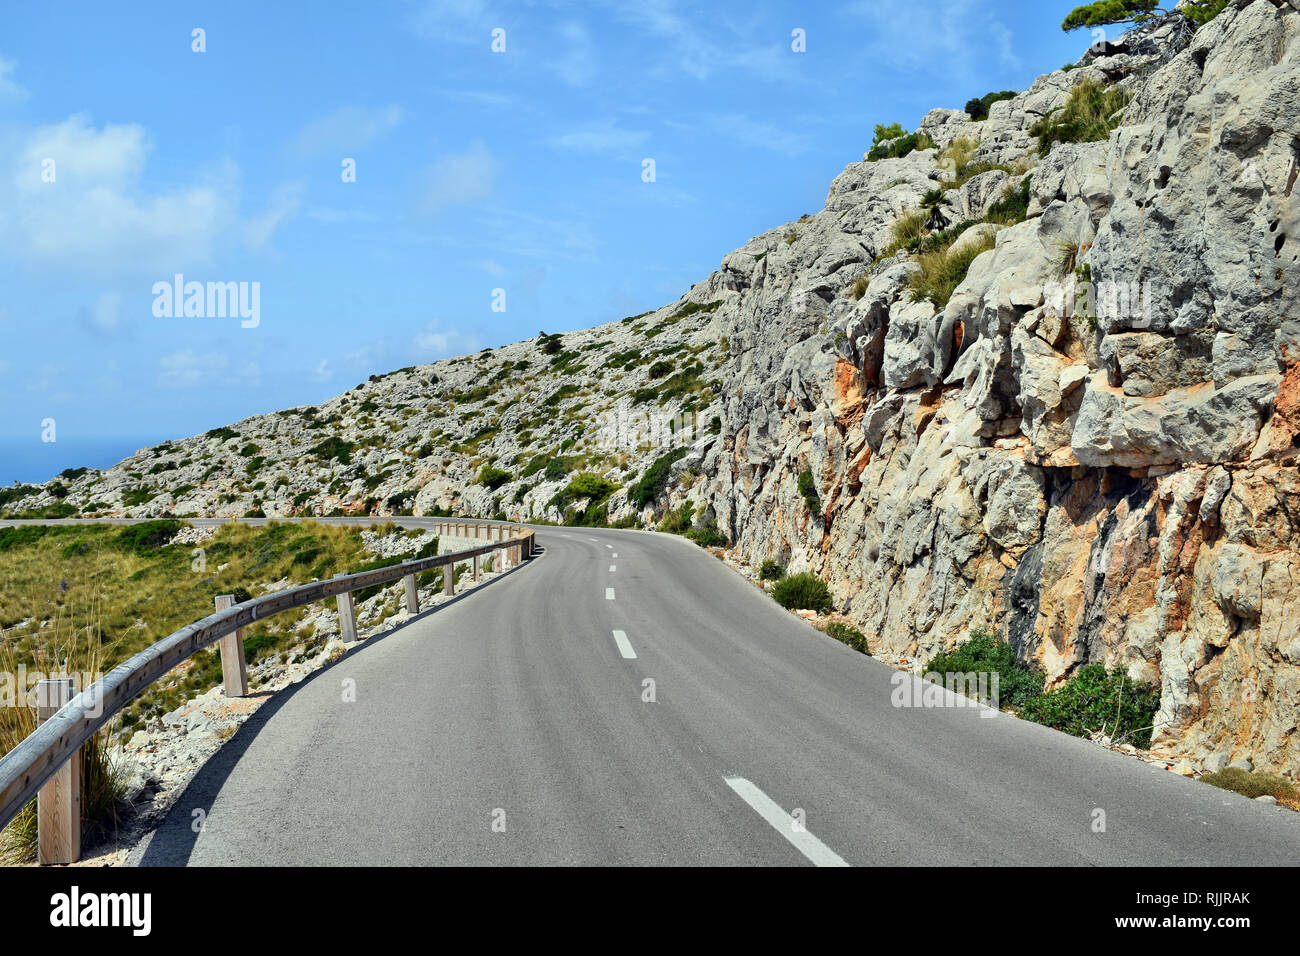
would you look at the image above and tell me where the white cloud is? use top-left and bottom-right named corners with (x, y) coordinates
top-left (79, 291), bottom-right (122, 335)
top-left (243, 182), bottom-right (304, 251)
top-left (547, 119), bottom-right (649, 157)
top-left (421, 140), bottom-right (499, 214)
top-left (0, 57), bottom-right (28, 102)
top-left (605, 0), bottom-right (794, 82)
top-left (292, 105), bottom-right (403, 157)
top-left (845, 0), bottom-right (1020, 75)
top-left (0, 113), bottom-right (239, 273)
top-left (310, 358), bottom-right (332, 382)
top-left (407, 0), bottom-right (491, 43)
top-left (552, 21), bottom-right (597, 87)
top-left (158, 350), bottom-right (260, 389)
top-left (477, 259), bottom-right (505, 276)
top-left (707, 114), bottom-right (809, 155)
top-left (412, 319), bottom-right (478, 357)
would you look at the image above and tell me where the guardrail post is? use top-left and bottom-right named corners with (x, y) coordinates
top-left (472, 553), bottom-right (480, 581)
top-left (214, 595), bottom-right (250, 697)
top-left (403, 574), bottom-right (418, 614)
top-left (334, 573), bottom-right (357, 642)
top-left (36, 678), bottom-right (80, 865)
top-left (443, 562), bottom-right (455, 596)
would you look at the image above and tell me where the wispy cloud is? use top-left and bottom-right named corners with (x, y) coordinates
top-left (291, 105), bottom-right (403, 157)
top-left (0, 57), bottom-right (27, 102)
top-left (421, 140), bottom-right (500, 213)
top-left (78, 291), bottom-right (124, 337)
top-left (547, 119), bottom-right (649, 158)
top-left (707, 113), bottom-right (810, 155)
top-left (158, 350), bottom-right (261, 389)
top-left (844, 0), bottom-right (1020, 75)
top-left (552, 21), bottom-right (597, 86)
top-left (604, 0), bottom-right (794, 82)
top-left (243, 182), bottom-right (304, 251)
top-left (412, 318), bottom-right (479, 357)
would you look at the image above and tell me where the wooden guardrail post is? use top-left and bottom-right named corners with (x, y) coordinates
top-left (403, 574), bottom-right (418, 614)
top-left (472, 553), bottom-right (480, 581)
top-left (443, 562), bottom-right (455, 596)
top-left (36, 678), bottom-right (79, 865)
top-left (334, 573), bottom-right (357, 642)
top-left (214, 594), bottom-right (250, 697)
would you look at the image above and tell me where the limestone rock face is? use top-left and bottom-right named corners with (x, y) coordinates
top-left (692, 0), bottom-right (1300, 774)
top-left (23, 1), bottom-right (1300, 774)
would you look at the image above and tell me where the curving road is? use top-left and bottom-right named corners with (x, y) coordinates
top-left (72, 519), bottom-right (1297, 866)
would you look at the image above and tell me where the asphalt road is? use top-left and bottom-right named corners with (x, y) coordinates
top-left (49, 518), bottom-right (1287, 867)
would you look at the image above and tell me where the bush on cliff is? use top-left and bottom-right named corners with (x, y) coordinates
top-left (925, 631), bottom-right (1045, 710)
top-left (772, 572), bottom-right (833, 613)
top-left (1019, 663), bottom-right (1162, 748)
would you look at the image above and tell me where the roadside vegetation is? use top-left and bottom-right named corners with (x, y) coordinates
top-left (925, 630), bottom-right (1161, 747)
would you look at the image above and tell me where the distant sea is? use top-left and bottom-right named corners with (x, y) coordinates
top-left (0, 436), bottom-right (169, 486)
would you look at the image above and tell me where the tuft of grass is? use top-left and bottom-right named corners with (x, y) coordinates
top-left (985, 178), bottom-right (1032, 226)
top-left (850, 275), bottom-right (871, 301)
top-left (1030, 78), bottom-right (1131, 156)
top-left (882, 209), bottom-right (929, 257)
top-left (939, 136), bottom-right (979, 175)
top-left (1199, 768), bottom-right (1300, 810)
top-left (0, 597), bottom-right (127, 864)
top-left (908, 233), bottom-right (997, 308)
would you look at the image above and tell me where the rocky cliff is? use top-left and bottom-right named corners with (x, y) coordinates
top-left (15, 0), bottom-right (1300, 773)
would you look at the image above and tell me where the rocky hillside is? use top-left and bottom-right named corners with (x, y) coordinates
top-left (10, 0), bottom-right (1299, 772)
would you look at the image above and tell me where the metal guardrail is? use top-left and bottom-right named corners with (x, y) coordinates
top-left (0, 519), bottom-right (535, 862)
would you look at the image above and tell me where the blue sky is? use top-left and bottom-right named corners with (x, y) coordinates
top-left (0, 0), bottom-right (1093, 481)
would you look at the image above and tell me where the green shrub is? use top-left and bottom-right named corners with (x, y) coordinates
top-left (826, 621), bottom-right (870, 654)
top-left (926, 631), bottom-right (1044, 710)
top-left (648, 360), bottom-right (674, 378)
top-left (871, 122), bottom-right (906, 146)
top-left (1019, 663), bottom-right (1161, 748)
top-left (206, 426), bottom-right (239, 441)
top-left (772, 572), bottom-right (833, 613)
top-left (309, 436), bottom-right (356, 465)
top-left (630, 447), bottom-right (688, 509)
top-left (115, 520), bottom-right (186, 556)
top-left (1182, 0), bottom-right (1229, 26)
top-left (671, 300), bottom-right (723, 320)
top-left (478, 466), bottom-right (512, 490)
top-left (122, 488), bottom-right (158, 507)
top-left (1030, 79), bottom-right (1130, 156)
top-left (965, 90), bottom-right (1018, 120)
top-left (797, 469), bottom-right (821, 515)
top-left (759, 559), bottom-right (785, 581)
top-left (688, 522), bottom-right (727, 548)
top-left (867, 131), bottom-right (932, 162)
